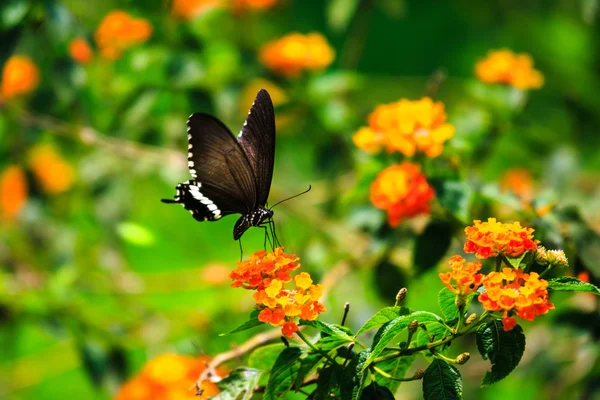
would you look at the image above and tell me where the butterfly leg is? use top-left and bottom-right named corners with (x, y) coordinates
top-left (238, 238), bottom-right (243, 261)
top-left (269, 219), bottom-right (281, 248)
top-left (258, 225), bottom-right (273, 251)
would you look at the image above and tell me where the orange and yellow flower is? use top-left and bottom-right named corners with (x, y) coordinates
top-left (232, 248), bottom-right (326, 338)
top-left (171, 0), bottom-right (221, 19)
top-left (234, 0), bottom-right (277, 9)
top-left (1, 56), bottom-right (39, 100)
top-left (500, 168), bottom-right (534, 202)
top-left (69, 38), bottom-right (94, 64)
top-left (0, 166), bottom-right (27, 221)
top-left (259, 33), bottom-right (335, 77)
top-left (353, 97), bottom-right (455, 158)
top-left (370, 162), bottom-right (435, 227)
top-left (475, 49), bottom-right (543, 90)
top-left (114, 354), bottom-right (223, 400)
top-left (439, 255), bottom-right (484, 296)
top-left (28, 144), bottom-right (75, 195)
top-left (464, 218), bottom-right (539, 259)
top-left (478, 267), bottom-right (554, 331)
top-left (94, 11), bottom-right (152, 60)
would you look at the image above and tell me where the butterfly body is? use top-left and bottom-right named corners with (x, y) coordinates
top-left (162, 89), bottom-right (276, 241)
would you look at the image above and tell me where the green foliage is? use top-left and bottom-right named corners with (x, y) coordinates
top-left (476, 321), bottom-right (526, 386)
top-left (214, 368), bottom-right (262, 400)
top-left (547, 277), bottom-right (600, 295)
top-left (423, 359), bottom-right (463, 400)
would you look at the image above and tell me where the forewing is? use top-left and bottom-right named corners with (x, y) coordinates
top-left (187, 113), bottom-right (257, 214)
top-left (237, 89), bottom-right (276, 206)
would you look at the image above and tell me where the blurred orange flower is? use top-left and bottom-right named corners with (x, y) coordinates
top-left (69, 38), bottom-right (94, 64)
top-left (439, 255), bottom-right (484, 296)
top-left (478, 268), bottom-right (554, 331)
top-left (232, 248), bottom-right (326, 338)
top-left (370, 162), bottom-right (435, 227)
top-left (28, 144), bottom-right (75, 194)
top-left (353, 97), bottom-right (455, 158)
top-left (234, 0), bottom-right (277, 9)
top-left (95, 11), bottom-right (152, 60)
top-left (475, 49), bottom-right (543, 90)
top-left (1, 56), bottom-right (39, 100)
top-left (500, 168), bottom-right (534, 201)
top-left (259, 33), bottom-right (335, 77)
top-left (0, 166), bottom-right (27, 221)
top-left (115, 354), bottom-right (223, 400)
top-left (464, 218), bottom-right (538, 259)
top-left (171, 0), bottom-right (221, 19)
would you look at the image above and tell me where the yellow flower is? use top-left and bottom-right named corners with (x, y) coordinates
top-left (1, 56), bottom-right (39, 100)
top-left (475, 49), bottom-right (543, 90)
top-left (259, 32), bottom-right (335, 77)
top-left (353, 97), bottom-right (454, 158)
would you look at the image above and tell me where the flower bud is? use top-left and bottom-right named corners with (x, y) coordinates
top-left (465, 313), bottom-right (477, 326)
top-left (408, 319), bottom-right (419, 334)
top-left (547, 249), bottom-right (568, 268)
top-left (456, 352), bottom-right (470, 365)
top-left (455, 295), bottom-right (466, 308)
top-left (413, 368), bottom-right (426, 380)
top-left (534, 246), bottom-right (548, 265)
top-left (396, 288), bottom-right (407, 305)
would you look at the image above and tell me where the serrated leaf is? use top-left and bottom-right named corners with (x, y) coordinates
top-left (414, 221), bottom-right (453, 273)
top-left (340, 350), bottom-right (369, 400)
top-left (505, 251), bottom-right (529, 269)
top-left (476, 320), bottom-right (525, 386)
top-left (220, 310), bottom-right (263, 336)
top-left (295, 352), bottom-right (325, 388)
top-left (300, 320), bottom-right (354, 340)
top-left (422, 359), bottom-right (462, 400)
top-left (359, 382), bottom-right (395, 399)
top-left (248, 343), bottom-right (288, 386)
top-left (264, 347), bottom-right (302, 399)
top-left (374, 350), bottom-right (415, 393)
top-left (547, 276), bottom-right (600, 295)
top-left (213, 367), bottom-right (262, 400)
top-left (438, 288), bottom-right (477, 321)
top-left (315, 335), bottom-right (353, 352)
top-left (364, 312), bottom-right (445, 371)
top-left (355, 306), bottom-right (410, 337)
top-left (415, 322), bottom-right (452, 350)
top-left (309, 364), bottom-right (341, 399)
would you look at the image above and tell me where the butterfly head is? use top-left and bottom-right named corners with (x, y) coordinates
top-left (233, 207), bottom-right (273, 240)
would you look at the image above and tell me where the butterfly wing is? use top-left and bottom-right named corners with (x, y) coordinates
top-left (184, 113), bottom-right (257, 215)
top-left (237, 89), bottom-right (276, 207)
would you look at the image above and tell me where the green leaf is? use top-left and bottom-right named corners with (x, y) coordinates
top-left (438, 288), bottom-right (477, 321)
top-left (415, 322), bottom-right (452, 350)
top-left (248, 344), bottom-right (288, 385)
top-left (300, 320), bottom-right (354, 340)
top-left (116, 222), bottom-right (155, 246)
top-left (213, 367), bottom-right (262, 400)
top-left (220, 310), bottom-right (263, 336)
top-left (547, 276), bottom-right (600, 295)
top-left (340, 350), bottom-right (369, 400)
top-left (327, 0), bottom-right (359, 32)
top-left (364, 312), bottom-right (445, 370)
top-left (359, 382), bottom-right (395, 399)
top-left (0, 0), bottom-right (30, 30)
top-left (505, 251), bottom-right (529, 269)
top-left (413, 221), bottom-right (453, 273)
top-left (374, 350), bottom-right (415, 393)
top-left (355, 306), bottom-right (410, 337)
top-left (422, 359), bottom-right (463, 400)
top-left (264, 347), bottom-right (302, 400)
top-left (435, 181), bottom-right (473, 224)
top-left (295, 352), bottom-right (325, 388)
top-left (309, 364), bottom-right (341, 399)
top-left (476, 320), bottom-right (525, 386)
top-left (315, 335), bottom-right (353, 352)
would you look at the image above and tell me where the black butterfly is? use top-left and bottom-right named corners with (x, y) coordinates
top-left (162, 89), bottom-right (277, 242)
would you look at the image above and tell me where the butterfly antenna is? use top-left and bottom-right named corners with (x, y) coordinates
top-left (238, 239), bottom-right (244, 262)
top-left (270, 185), bottom-right (312, 209)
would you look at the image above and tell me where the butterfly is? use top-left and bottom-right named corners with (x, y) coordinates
top-left (161, 89), bottom-right (278, 243)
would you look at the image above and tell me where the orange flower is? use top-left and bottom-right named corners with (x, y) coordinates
top-left (464, 218), bottom-right (539, 259)
top-left (475, 49), bottom-right (544, 90)
top-left (500, 168), bottom-right (534, 201)
top-left (232, 248), bottom-right (326, 338)
top-left (353, 97), bottom-right (455, 158)
top-left (234, 0), bottom-right (277, 9)
top-left (439, 255), bottom-right (484, 296)
top-left (259, 33), bottom-right (335, 77)
top-left (94, 11), bottom-right (152, 60)
top-left (69, 38), bottom-right (94, 64)
top-left (370, 162), bottom-right (435, 227)
top-left (114, 354), bottom-right (222, 400)
top-left (0, 166), bottom-right (27, 221)
top-left (28, 144), bottom-right (75, 194)
top-left (1, 56), bottom-right (39, 100)
top-left (171, 0), bottom-right (221, 19)
top-left (478, 267), bottom-right (554, 331)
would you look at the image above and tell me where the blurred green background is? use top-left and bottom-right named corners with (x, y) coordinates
top-left (1, 0), bottom-right (599, 399)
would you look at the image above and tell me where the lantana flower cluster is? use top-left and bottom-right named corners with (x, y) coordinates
top-left (464, 218), bottom-right (539, 259)
top-left (230, 247), bottom-right (326, 338)
top-left (259, 33), bottom-right (335, 77)
top-left (114, 354), bottom-right (224, 399)
top-left (352, 97), bottom-right (455, 158)
top-left (1, 56), bottom-right (39, 100)
top-left (440, 219), bottom-right (562, 332)
top-left (370, 163), bottom-right (435, 227)
top-left (94, 11), bottom-right (152, 60)
top-left (475, 49), bottom-right (544, 90)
